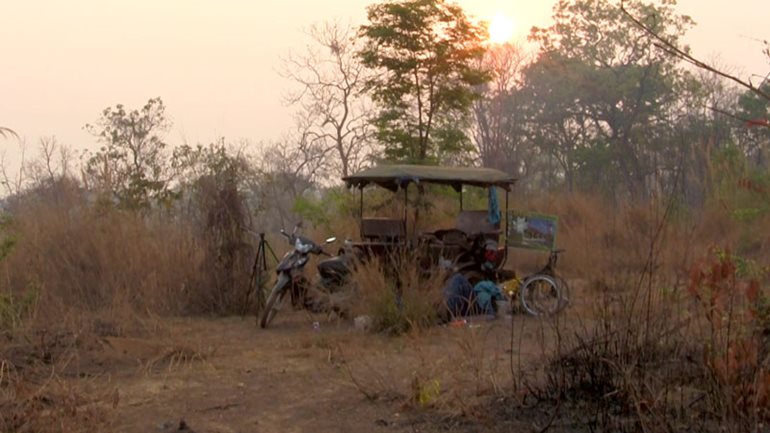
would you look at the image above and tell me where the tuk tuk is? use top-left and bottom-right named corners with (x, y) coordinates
top-left (342, 164), bottom-right (517, 282)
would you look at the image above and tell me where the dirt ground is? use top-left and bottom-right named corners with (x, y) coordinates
top-left (13, 306), bottom-right (578, 433)
top-left (4, 300), bottom-right (584, 433)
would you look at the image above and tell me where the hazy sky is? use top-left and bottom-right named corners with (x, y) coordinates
top-left (1, 0), bottom-right (768, 161)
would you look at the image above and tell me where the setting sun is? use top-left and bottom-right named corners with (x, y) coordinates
top-left (488, 13), bottom-right (515, 44)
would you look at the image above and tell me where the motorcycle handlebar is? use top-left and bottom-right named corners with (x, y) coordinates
top-left (279, 228), bottom-right (336, 253)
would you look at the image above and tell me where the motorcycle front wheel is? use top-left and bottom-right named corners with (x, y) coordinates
top-left (260, 273), bottom-right (290, 329)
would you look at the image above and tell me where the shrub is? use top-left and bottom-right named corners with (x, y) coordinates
top-left (350, 252), bottom-right (445, 335)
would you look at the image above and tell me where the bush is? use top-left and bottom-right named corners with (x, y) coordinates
top-left (520, 245), bottom-right (770, 433)
top-left (350, 252), bottom-right (445, 335)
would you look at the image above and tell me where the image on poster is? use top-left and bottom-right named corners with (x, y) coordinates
top-left (506, 212), bottom-right (558, 251)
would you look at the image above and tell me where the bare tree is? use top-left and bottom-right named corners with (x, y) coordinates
top-left (472, 42), bottom-right (530, 176)
top-left (0, 136), bottom-right (77, 199)
top-left (25, 136), bottom-right (74, 186)
top-left (620, 1), bottom-right (770, 105)
top-left (0, 127), bottom-right (18, 140)
top-left (0, 141), bottom-right (27, 197)
top-left (282, 21), bottom-right (373, 179)
top-left (247, 124), bottom-right (330, 230)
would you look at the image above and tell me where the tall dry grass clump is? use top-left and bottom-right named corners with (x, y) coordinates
top-left (3, 190), bottom-right (200, 326)
top-left (349, 251), bottom-right (447, 335)
top-left (687, 250), bottom-right (770, 429)
top-left (505, 190), bottom-right (768, 287)
top-left (0, 171), bottom-right (257, 337)
top-left (0, 173), bottom-right (254, 431)
top-left (528, 250), bottom-right (769, 432)
top-left (509, 191), bottom-right (770, 432)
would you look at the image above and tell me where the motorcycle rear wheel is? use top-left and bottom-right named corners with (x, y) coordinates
top-left (260, 273), bottom-right (290, 329)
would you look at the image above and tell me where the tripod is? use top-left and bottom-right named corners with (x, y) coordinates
top-left (244, 232), bottom-right (278, 318)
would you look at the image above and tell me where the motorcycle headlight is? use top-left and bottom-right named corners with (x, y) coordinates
top-left (295, 238), bottom-right (313, 253)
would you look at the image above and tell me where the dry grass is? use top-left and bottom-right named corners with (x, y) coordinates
top-left (497, 193), bottom-right (770, 432)
top-left (4, 194), bottom-right (197, 318)
top-left (0, 177), bottom-right (262, 333)
top-left (347, 251), bottom-right (447, 335)
top-left (339, 323), bottom-right (516, 419)
top-left (0, 374), bottom-right (113, 433)
top-left (0, 178), bottom-right (249, 431)
top-left (328, 190), bottom-right (770, 431)
top-left (516, 252), bottom-right (770, 432)
top-left (0, 327), bottom-right (114, 433)
top-left (1, 174), bottom-right (769, 432)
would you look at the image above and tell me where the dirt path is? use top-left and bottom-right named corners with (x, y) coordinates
top-left (63, 308), bottom-right (570, 433)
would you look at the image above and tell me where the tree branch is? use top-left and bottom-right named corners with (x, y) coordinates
top-left (620, 0), bottom-right (770, 103)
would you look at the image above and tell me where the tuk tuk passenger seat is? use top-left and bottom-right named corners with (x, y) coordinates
top-left (361, 218), bottom-right (406, 242)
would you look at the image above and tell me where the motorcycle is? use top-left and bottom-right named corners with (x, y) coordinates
top-left (259, 224), bottom-right (352, 329)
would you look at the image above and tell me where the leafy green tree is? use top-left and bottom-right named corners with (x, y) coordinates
top-left (84, 97), bottom-right (172, 208)
top-left (524, 0), bottom-right (693, 198)
top-left (664, 67), bottom-right (738, 205)
top-left (358, 0), bottom-right (489, 164)
top-left (618, 2), bottom-right (769, 202)
top-left (736, 81), bottom-right (770, 167)
top-left (517, 56), bottom-right (595, 192)
top-left (172, 140), bottom-right (246, 187)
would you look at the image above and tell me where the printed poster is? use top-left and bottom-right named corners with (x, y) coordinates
top-left (506, 212), bottom-right (558, 251)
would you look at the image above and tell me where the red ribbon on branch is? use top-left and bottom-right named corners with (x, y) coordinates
top-left (745, 118), bottom-right (770, 128)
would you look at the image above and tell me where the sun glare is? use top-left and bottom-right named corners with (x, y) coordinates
top-left (488, 14), bottom-right (515, 44)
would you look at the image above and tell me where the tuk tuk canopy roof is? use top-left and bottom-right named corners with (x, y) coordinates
top-left (343, 164), bottom-right (517, 191)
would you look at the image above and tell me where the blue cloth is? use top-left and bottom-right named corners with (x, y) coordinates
top-left (443, 275), bottom-right (505, 317)
top-left (473, 280), bottom-right (504, 315)
top-left (488, 187), bottom-right (500, 226)
top-left (443, 273), bottom-right (474, 317)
